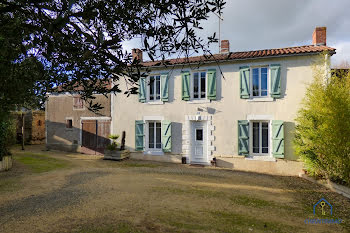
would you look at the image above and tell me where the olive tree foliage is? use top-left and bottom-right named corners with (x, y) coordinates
top-left (0, 0), bottom-right (225, 112)
top-left (294, 54), bottom-right (350, 185)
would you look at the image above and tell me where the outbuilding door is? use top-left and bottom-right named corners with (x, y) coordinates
top-left (81, 120), bottom-right (110, 155)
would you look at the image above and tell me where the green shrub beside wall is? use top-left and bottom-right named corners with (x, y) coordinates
top-left (0, 115), bottom-right (16, 160)
top-left (294, 63), bottom-right (350, 186)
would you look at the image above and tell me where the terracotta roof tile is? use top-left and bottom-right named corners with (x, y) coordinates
top-left (140, 45), bottom-right (336, 67)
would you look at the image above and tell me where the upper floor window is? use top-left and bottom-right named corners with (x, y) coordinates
top-left (149, 75), bottom-right (161, 101)
top-left (239, 64), bottom-right (281, 100)
top-left (252, 67), bottom-right (268, 97)
top-left (192, 71), bottom-right (206, 100)
top-left (73, 96), bottom-right (84, 110)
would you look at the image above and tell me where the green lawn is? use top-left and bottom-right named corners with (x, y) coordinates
top-left (14, 152), bottom-right (70, 173)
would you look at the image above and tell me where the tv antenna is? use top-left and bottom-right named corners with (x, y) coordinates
top-left (213, 11), bottom-right (224, 54)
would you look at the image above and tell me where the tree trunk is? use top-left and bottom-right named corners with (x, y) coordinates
top-left (21, 112), bottom-right (25, 150)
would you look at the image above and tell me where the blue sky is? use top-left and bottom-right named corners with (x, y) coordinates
top-left (123, 0), bottom-right (350, 66)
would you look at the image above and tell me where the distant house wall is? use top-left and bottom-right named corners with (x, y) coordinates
top-left (45, 93), bottom-right (111, 153)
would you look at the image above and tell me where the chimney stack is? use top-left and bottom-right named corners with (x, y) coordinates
top-left (221, 40), bottom-right (230, 54)
top-left (312, 27), bottom-right (327, 46)
top-left (132, 48), bottom-right (143, 62)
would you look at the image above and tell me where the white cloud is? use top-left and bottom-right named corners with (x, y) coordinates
top-left (122, 0), bottom-right (350, 62)
top-left (331, 41), bottom-right (350, 66)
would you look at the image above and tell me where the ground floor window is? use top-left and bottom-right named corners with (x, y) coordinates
top-left (148, 121), bottom-right (161, 149)
top-left (252, 121), bottom-right (269, 154)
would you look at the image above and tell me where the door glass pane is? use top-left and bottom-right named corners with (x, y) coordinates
top-left (149, 76), bottom-right (154, 100)
top-left (193, 73), bottom-right (199, 99)
top-left (196, 129), bottom-right (203, 141)
top-left (253, 122), bottom-right (259, 153)
top-left (262, 122), bottom-right (269, 153)
top-left (155, 76), bottom-right (160, 100)
top-left (261, 68), bottom-right (268, 96)
top-left (252, 68), bottom-right (259, 96)
top-left (156, 122), bottom-right (161, 149)
top-left (149, 122), bottom-right (154, 148)
top-left (200, 72), bottom-right (206, 98)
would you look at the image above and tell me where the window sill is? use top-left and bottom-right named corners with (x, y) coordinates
top-left (247, 97), bottom-right (274, 102)
top-left (146, 101), bottom-right (164, 105)
top-left (143, 150), bottom-right (164, 156)
top-left (188, 99), bottom-right (211, 104)
top-left (245, 155), bottom-right (276, 162)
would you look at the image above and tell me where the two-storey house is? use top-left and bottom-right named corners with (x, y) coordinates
top-left (112, 27), bottom-right (335, 175)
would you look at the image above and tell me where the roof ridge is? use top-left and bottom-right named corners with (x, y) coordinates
top-left (140, 44), bottom-right (336, 66)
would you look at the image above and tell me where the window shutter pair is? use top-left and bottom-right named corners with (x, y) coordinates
top-left (237, 120), bottom-right (284, 158)
top-left (135, 120), bottom-right (172, 152)
top-left (181, 70), bottom-right (217, 100)
top-left (138, 73), bottom-right (169, 102)
top-left (239, 65), bottom-right (281, 99)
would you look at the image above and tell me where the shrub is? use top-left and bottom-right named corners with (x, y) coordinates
top-left (294, 58), bottom-right (350, 186)
top-left (0, 115), bottom-right (16, 159)
top-left (106, 134), bottom-right (120, 151)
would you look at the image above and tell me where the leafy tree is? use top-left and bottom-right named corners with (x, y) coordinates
top-left (0, 0), bottom-right (225, 112)
top-left (294, 56), bottom-right (350, 186)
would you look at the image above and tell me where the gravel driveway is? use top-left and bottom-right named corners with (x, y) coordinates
top-left (0, 145), bottom-right (349, 233)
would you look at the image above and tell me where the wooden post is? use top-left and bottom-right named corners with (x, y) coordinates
top-left (21, 112), bottom-right (25, 150)
top-left (121, 131), bottom-right (126, 150)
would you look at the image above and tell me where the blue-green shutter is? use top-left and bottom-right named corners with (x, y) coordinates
top-left (181, 71), bottom-right (190, 101)
top-left (272, 120), bottom-right (284, 158)
top-left (135, 120), bottom-right (144, 151)
top-left (161, 120), bottom-right (171, 152)
top-left (138, 78), bottom-right (146, 102)
top-left (270, 64), bottom-right (281, 98)
top-left (240, 66), bottom-right (250, 99)
top-left (238, 120), bottom-right (249, 155)
top-left (207, 69), bottom-right (216, 100)
top-left (161, 73), bottom-right (169, 102)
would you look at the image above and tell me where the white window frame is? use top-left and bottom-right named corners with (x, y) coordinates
top-left (250, 121), bottom-right (270, 156)
top-left (143, 116), bottom-right (164, 155)
top-left (246, 115), bottom-right (274, 161)
top-left (146, 75), bottom-right (162, 103)
top-left (190, 71), bottom-right (207, 101)
top-left (73, 96), bottom-right (85, 110)
top-left (250, 66), bottom-right (270, 98)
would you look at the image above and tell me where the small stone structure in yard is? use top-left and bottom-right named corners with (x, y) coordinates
top-left (0, 155), bottom-right (13, 172)
top-left (104, 149), bottom-right (130, 161)
top-left (13, 110), bottom-right (45, 145)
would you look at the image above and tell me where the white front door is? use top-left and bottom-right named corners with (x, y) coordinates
top-left (191, 121), bottom-right (207, 164)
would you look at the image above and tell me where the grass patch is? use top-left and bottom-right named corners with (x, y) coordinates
top-left (73, 222), bottom-right (144, 233)
top-left (0, 177), bottom-right (21, 192)
top-left (15, 153), bottom-right (70, 173)
top-left (210, 210), bottom-right (300, 233)
top-left (153, 186), bottom-right (278, 209)
top-left (229, 195), bottom-right (272, 208)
